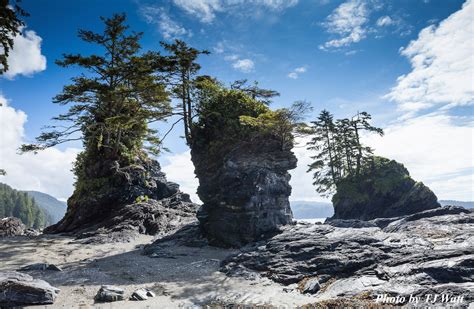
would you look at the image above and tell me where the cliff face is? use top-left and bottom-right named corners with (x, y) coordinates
top-left (331, 157), bottom-right (440, 220)
top-left (192, 137), bottom-right (297, 247)
top-left (44, 158), bottom-right (199, 239)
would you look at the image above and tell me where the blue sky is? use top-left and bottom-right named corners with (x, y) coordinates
top-left (0, 0), bottom-right (472, 202)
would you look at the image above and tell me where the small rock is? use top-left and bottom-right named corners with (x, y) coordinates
top-left (19, 263), bottom-right (62, 272)
top-left (130, 289), bottom-right (148, 301)
top-left (302, 278), bottom-right (320, 294)
top-left (146, 290), bottom-right (156, 297)
top-left (95, 285), bottom-right (124, 302)
top-left (0, 271), bottom-right (60, 306)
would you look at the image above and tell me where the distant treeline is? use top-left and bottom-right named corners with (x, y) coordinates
top-left (0, 183), bottom-right (52, 228)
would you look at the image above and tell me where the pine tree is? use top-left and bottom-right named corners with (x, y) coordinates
top-left (306, 110), bottom-right (383, 196)
top-left (160, 40), bottom-right (209, 144)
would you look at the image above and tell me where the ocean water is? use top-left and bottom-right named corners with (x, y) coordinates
top-left (297, 218), bottom-right (326, 224)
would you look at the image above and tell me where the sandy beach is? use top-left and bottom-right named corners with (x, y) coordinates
top-left (0, 234), bottom-right (317, 308)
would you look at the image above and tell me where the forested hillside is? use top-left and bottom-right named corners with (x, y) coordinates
top-left (0, 183), bottom-right (51, 228)
top-left (25, 191), bottom-right (67, 224)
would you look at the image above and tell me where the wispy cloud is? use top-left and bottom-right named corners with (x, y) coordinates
top-left (319, 0), bottom-right (369, 50)
top-left (172, 0), bottom-right (298, 23)
top-left (232, 58), bottom-right (254, 73)
top-left (139, 5), bottom-right (192, 40)
top-left (288, 66), bottom-right (307, 79)
top-left (385, 0), bottom-right (474, 117)
top-left (376, 15), bottom-right (394, 27)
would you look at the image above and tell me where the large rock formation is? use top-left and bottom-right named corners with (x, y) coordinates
top-left (222, 206), bottom-right (474, 303)
top-left (45, 158), bottom-right (199, 240)
top-left (0, 271), bottom-right (60, 306)
top-left (331, 157), bottom-right (440, 220)
top-left (192, 137), bottom-right (296, 247)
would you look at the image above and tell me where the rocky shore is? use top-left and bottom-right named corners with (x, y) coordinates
top-left (1, 205), bottom-right (472, 307)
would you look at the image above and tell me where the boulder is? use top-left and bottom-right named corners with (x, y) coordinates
top-left (0, 271), bottom-right (60, 306)
top-left (95, 285), bottom-right (124, 302)
top-left (192, 138), bottom-right (296, 247)
top-left (130, 288), bottom-right (155, 301)
top-left (44, 158), bottom-right (199, 241)
top-left (0, 217), bottom-right (26, 237)
top-left (331, 157), bottom-right (440, 220)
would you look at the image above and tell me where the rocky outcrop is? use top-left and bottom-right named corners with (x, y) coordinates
top-left (0, 217), bottom-right (25, 237)
top-left (0, 217), bottom-right (37, 237)
top-left (221, 207), bottom-right (474, 303)
top-left (331, 157), bottom-right (440, 220)
top-left (192, 137), bottom-right (296, 247)
top-left (45, 159), bottom-right (199, 240)
top-left (0, 271), bottom-right (60, 306)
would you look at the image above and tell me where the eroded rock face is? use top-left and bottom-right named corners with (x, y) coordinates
top-left (331, 157), bottom-right (440, 220)
top-left (45, 159), bottom-right (199, 240)
top-left (221, 206), bottom-right (474, 302)
top-left (0, 271), bottom-right (60, 306)
top-left (192, 138), bottom-right (296, 247)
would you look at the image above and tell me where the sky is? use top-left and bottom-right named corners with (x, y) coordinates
top-left (0, 0), bottom-right (473, 203)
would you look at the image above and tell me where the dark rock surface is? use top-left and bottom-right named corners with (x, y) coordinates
top-left (192, 138), bottom-right (297, 247)
top-left (18, 263), bottom-right (62, 272)
top-left (45, 159), bottom-right (199, 241)
top-left (0, 217), bottom-right (26, 237)
top-left (331, 157), bottom-right (440, 220)
top-left (95, 285), bottom-right (124, 302)
top-left (221, 207), bottom-right (474, 302)
top-left (0, 271), bottom-right (60, 306)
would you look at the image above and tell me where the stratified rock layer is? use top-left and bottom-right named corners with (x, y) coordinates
top-left (45, 159), bottom-right (199, 240)
top-left (192, 138), bottom-right (296, 247)
top-left (331, 157), bottom-right (440, 220)
top-left (221, 206), bottom-right (474, 303)
top-left (0, 271), bottom-right (60, 306)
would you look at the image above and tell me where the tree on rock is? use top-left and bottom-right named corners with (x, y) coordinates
top-left (306, 110), bottom-right (383, 196)
top-left (306, 110), bottom-right (440, 220)
top-left (21, 14), bottom-right (173, 233)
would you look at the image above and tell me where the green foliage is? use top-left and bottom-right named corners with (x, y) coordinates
top-left (135, 195), bottom-right (149, 203)
top-left (0, 183), bottom-right (50, 228)
top-left (160, 40), bottom-right (210, 144)
top-left (0, 0), bottom-right (29, 74)
top-left (331, 156), bottom-right (413, 205)
top-left (22, 14), bottom-right (171, 162)
top-left (306, 110), bottom-right (384, 197)
top-left (239, 100), bottom-right (312, 150)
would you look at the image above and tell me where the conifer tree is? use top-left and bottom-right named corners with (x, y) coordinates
top-left (160, 40), bottom-right (209, 144)
top-left (306, 110), bottom-right (383, 196)
top-left (0, 0), bottom-right (29, 74)
top-left (21, 14), bottom-right (172, 175)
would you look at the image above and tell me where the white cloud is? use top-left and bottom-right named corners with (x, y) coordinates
top-left (161, 151), bottom-right (200, 203)
top-left (3, 29), bottom-right (46, 79)
top-left (320, 0), bottom-right (369, 50)
top-left (172, 0), bottom-right (298, 23)
top-left (224, 54), bottom-right (239, 61)
top-left (288, 66), bottom-right (307, 79)
top-left (0, 95), bottom-right (79, 200)
top-left (173, 0), bottom-right (221, 23)
top-left (385, 0), bottom-right (474, 116)
top-left (232, 58), bottom-right (254, 73)
top-left (365, 113), bottom-right (473, 201)
top-left (139, 6), bottom-right (191, 40)
top-left (376, 15), bottom-right (394, 27)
